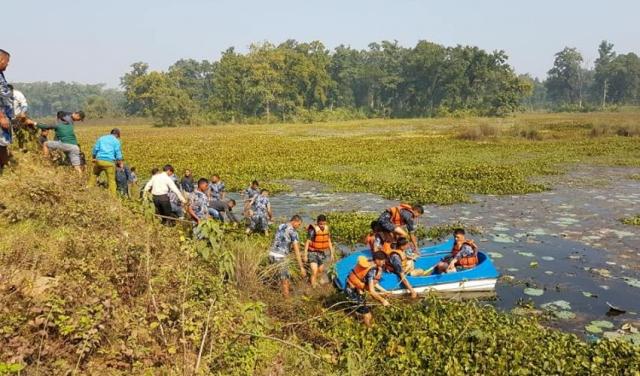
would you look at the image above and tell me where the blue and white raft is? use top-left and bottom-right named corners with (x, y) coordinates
top-left (334, 238), bottom-right (500, 295)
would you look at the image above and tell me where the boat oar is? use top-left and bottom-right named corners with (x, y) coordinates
top-left (414, 250), bottom-right (451, 259)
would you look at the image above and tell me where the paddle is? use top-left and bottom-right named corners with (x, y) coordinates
top-left (413, 249), bottom-right (451, 258)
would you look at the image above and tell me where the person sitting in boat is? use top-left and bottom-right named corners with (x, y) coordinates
top-left (436, 229), bottom-right (479, 273)
top-left (344, 252), bottom-right (389, 327)
top-left (380, 237), bottom-right (419, 298)
top-left (376, 203), bottom-right (424, 254)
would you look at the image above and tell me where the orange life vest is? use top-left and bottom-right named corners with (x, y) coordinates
top-left (451, 240), bottom-right (478, 269)
top-left (388, 204), bottom-right (416, 226)
top-left (365, 233), bottom-right (376, 252)
top-left (347, 263), bottom-right (380, 291)
top-left (309, 224), bottom-right (331, 251)
top-left (381, 242), bottom-right (408, 272)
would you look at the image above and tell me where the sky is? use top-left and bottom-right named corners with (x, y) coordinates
top-left (3, 0), bottom-right (639, 88)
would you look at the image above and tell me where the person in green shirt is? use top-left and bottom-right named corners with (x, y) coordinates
top-left (26, 118), bottom-right (82, 173)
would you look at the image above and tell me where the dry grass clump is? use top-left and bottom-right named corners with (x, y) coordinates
top-left (456, 123), bottom-right (499, 140)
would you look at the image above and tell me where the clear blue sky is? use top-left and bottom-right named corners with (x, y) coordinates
top-left (3, 0), bottom-right (639, 88)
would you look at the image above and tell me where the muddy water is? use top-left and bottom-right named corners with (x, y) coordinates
top-left (229, 167), bottom-right (640, 337)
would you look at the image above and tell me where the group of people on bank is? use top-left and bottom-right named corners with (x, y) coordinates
top-left (1, 48), bottom-right (481, 327)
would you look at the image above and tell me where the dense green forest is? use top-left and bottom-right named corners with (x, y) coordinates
top-left (11, 40), bottom-right (640, 125)
top-left (10, 82), bottom-right (124, 118)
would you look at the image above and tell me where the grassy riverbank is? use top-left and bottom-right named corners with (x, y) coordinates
top-left (1, 152), bottom-right (639, 374)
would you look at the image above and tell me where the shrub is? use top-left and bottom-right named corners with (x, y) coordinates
top-left (512, 126), bottom-right (542, 140)
top-left (457, 124), bottom-right (499, 140)
top-left (616, 124), bottom-right (640, 137)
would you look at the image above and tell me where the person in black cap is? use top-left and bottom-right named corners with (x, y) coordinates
top-left (88, 128), bottom-right (123, 194)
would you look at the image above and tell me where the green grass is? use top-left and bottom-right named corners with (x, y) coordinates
top-left (75, 111), bottom-right (640, 204)
top-left (1, 146), bottom-right (639, 374)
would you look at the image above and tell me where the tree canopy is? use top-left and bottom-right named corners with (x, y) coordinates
top-left (121, 40), bottom-right (533, 125)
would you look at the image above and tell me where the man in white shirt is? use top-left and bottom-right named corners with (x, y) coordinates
top-left (7, 85), bottom-right (27, 116)
top-left (143, 164), bottom-right (187, 225)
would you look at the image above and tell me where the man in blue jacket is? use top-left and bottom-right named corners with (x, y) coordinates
top-left (0, 49), bottom-right (13, 172)
top-left (89, 128), bottom-right (123, 194)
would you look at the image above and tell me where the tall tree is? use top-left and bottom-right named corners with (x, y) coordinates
top-left (121, 62), bottom-right (150, 115)
top-left (545, 47), bottom-right (586, 106)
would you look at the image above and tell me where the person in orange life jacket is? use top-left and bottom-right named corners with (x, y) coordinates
top-left (365, 220), bottom-right (395, 253)
top-left (344, 252), bottom-right (390, 327)
top-left (383, 237), bottom-right (418, 299)
top-left (303, 214), bottom-right (336, 288)
top-left (436, 228), bottom-right (479, 273)
top-left (377, 203), bottom-right (424, 254)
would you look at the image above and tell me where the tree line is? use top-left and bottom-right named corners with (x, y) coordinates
top-left (522, 41), bottom-right (640, 111)
top-left (11, 40), bottom-right (640, 125)
top-left (10, 82), bottom-right (124, 118)
top-left (120, 40), bottom-right (532, 125)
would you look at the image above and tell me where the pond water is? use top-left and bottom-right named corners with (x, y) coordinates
top-left (229, 167), bottom-right (640, 338)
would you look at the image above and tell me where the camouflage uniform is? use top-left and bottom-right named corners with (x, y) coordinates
top-left (249, 194), bottom-right (270, 232)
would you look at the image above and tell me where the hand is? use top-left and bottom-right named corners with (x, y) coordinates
top-left (0, 116), bottom-right (8, 129)
top-left (300, 267), bottom-right (307, 278)
top-left (382, 299), bottom-right (390, 307)
top-left (303, 255), bottom-right (308, 263)
top-left (410, 290), bottom-right (418, 299)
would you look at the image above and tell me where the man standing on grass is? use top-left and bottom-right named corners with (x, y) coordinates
top-left (303, 214), bottom-right (336, 288)
top-left (187, 178), bottom-right (211, 225)
top-left (143, 164), bottom-right (187, 225)
top-left (0, 49), bottom-right (13, 172)
top-left (89, 128), bottom-right (124, 194)
top-left (8, 85), bottom-right (27, 117)
top-left (115, 160), bottom-right (133, 197)
top-left (208, 174), bottom-right (226, 201)
top-left (269, 215), bottom-right (306, 298)
top-left (246, 189), bottom-right (272, 235)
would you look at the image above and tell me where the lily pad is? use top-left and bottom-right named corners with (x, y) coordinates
top-left (529, 261), bottom-right (539, 268)
top-left (623, 277), bottom-right (640, 288)
top-left (517, 251), bottom-right (535, 258)
top-left (524, 288), bottom-right (544, 297)
top-left (582, 291), bottom-right (597, 298)
top-left (541, 300), bottom-right (572, 311)
top-left (530, 228), bottom-right (547, 236)
top-left (541, 256), bottom-right (555, 261)
top-left (585, 325), bottom-right (603, 334)
top-left (590, 320), bottom-right (614, 329)
top-left (590, 268), bottom-right (611, 278)
top-left (487, 252), bottom-right (503, 259)
top-left (554, 310), bottom-right (576, 320)
top-left (506, 268), bottom-right (519, 272)
top-left (492, 234), bottom-right (515, 243)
